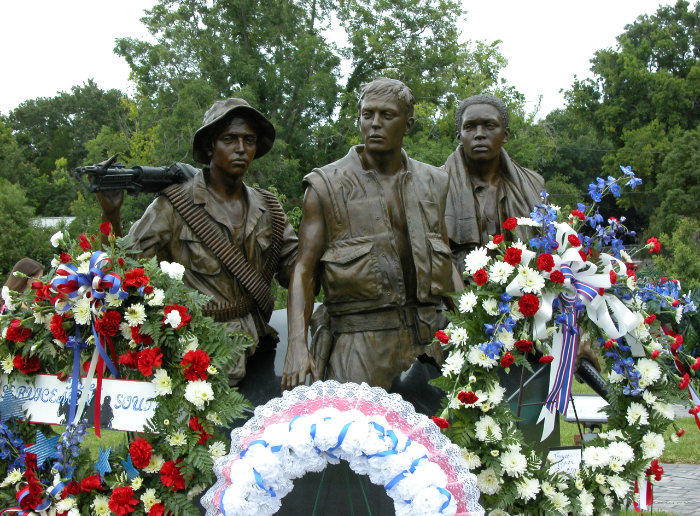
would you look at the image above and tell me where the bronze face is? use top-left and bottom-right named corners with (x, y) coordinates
top-left (459, 104), bottom-right (510, 163)
top-left (359, 94), bottom-right (412, 154)
top-left (210, 117), bottom-right (258, 179)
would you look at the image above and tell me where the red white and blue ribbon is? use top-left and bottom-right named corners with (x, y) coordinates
top-left (51, 251), bottom-right (123, 311)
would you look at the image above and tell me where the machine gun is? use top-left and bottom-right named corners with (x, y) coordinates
top-left (74, 154), bottom-right (198, 195)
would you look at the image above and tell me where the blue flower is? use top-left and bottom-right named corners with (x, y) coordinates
top-left (620, 165), bottom-right (643, 189)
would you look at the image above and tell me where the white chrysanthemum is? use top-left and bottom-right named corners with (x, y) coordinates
top-left (1, 286), bottom-right (16, 311)
top-left (675, 306), bottom-right (684, 324)
top-left (550, 492), bottom-right (570, 513)
top-left (441, 351), bottom-right (465, 376)
top-left (608, 370), bottom-right (624, 384)
top-left (607, 474), bottom-right (630, 499)
top-left (459, 291), bottom-right (478, 313)
top-left (515, 265), bottom-right (545, 293)
top-left (637, 358), bottom-right (661, 385)
top-left (140, 488), bottom-right (160, 511)
top-left (164, 310), bottom-right (182, 328)
top-left (73, 297), bottom-right (92, 325)
top-left (152, 369), bottom-right (173, 396)
top-left (187, 484), bottom-right (206, 500)
top-left (207, 365), bottom-right (218, 375)
top-left (642, 390), bottom-right (657, 405)
top-left (105, 292), bottom-right (123, 307)
top-left (146, 288), bottom-right (165, 307)
top-left (475, 415), bottom-right (502, 442)
top-left (487, 383), bottom-right (506, 406)
top-left (652, 402), bottom-right (675, 420)
top-left (497, 329), bottom-right (515, 350)
top-left (467, 346), bottom-right (497, 369)
top-left (125, 303), bottom-right (147, 326)
top-left (131, 476), bottom-right (143, 491)
top-left (604, 494), bottom-right (614, 508)
top-left (1, 354), bottom-right (14, 374)
top-left (599, 429), bottom-right (624, 441)
top-left (632, 321), bottom-right (651, 342)
top-left (500, 449), bottom-right (527, 477)
top-left (51, 257), bottom-right (60, 268)
top-left (184, 380), bottom-right (214, 409)
top-left (118, 322), bottom-right (132, 340)
top-left (578, 489), bottom-right (595, 516)
top-left (461, 449), bottom-right (481, 470)
top-left (209, 441), bottom-right (227, 459)
top-left (626, 402), bottom-right (649, 426)
top-left (483, 297), bottom-right (499, 316)
top-left (515, 477), bottom-right (540, 502)
top-left (641, 432), bottom-right (664, 459)
top-left (516, 216), bottom-right (539, 227)
top-left (541, 481), bottom-right (556, 498)
top-left (144, 454), bottom-right (165, 474)
top-left (91, 495), bottom-right (111, 516)
top-left (77, 259), bottom-right (91, 275)
top-left (50, 230), bottom-right (64, 247)
top-left (160, 260), bottom-right (186, 281)
top-left (449, 326), bottom-right (469, 345)
top-left (488, 261), bottom-right (515, 285)
top-left (464, 247), bottom-right (490, 275)
top-left (33, 310), bottom-right (50, 325)
top-left (206, 412), bottom-right (223, 425)
top-left (167, 431), bottom-right (188, 446)
top-left (627, 275), bottom-right (637, 289)
top-left (485, 240), bottom-right (499, 250)
top-left (582, 446), bottom-right (609, 469)
top-left (607, 441), bottom-right (634, 466)
top-left (510, 303), bottom-right (524, 321)
top-left (0, 468), bottom-right (23, 487)
top-left (476, 468), bottom-right (501, 495)
top-left (180, 333), bottom-right (199, 353)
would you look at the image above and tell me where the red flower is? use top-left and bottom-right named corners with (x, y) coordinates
top-left (457, 391), bottom-right (479, 404)
top-left (492, 234), bottom-right (504, 244)
top-left (6, 319), bottom-right (31, 342)
top-left (50, 313), bottom-right (69, 343)
top-left (502, 218), bottom-right (518, 231)
top-left (123, 268), bottom-right (150, 289)
top-left (57, 371), bottom-right (68, 381)
top-left (691, 357), bottom-right (700, 371)
top-left (59, 252), bottom-right (72, 264)
top-left (80, 474), bottom-right (103, 492)
top-left (609, 270), bottom-right (617, 284)
top-left (143, 285), bottom-right (154, 295)
top-left (677, 429), bottom-right (685, 438)
top-left (473, 268), bottom-right (488, 286)
top-left (578, 250), bottom-right (587, 262)
top-left (690, 406), bottom-right (700, 416)
top-left (131, 325), bottom-right (153, 345)
top-left (137, 347), bottom-right (163, 377)
top-left (94, 311), bottom-right (122, 337)
top-left (644, 314), bottom-right (657, 324)
top-left (671, 335), bottom-right (684, 352)
top-left (14, 354), bottom-right (40, 374)
top-left (99, 222), bottom-right (112, 236)
top-left (160, 458), bottom-right (186, 491)
top-left (651, 350), bottom-right (660, 359)
top-left (503, 247), bottom-right (522, 266)
top-left (646, 237), bottom-right (661, 253)
top-left (500, 352), bottom-right (515, 368)
top-left (539, 355), bottom-right (554, 364)
top-left (604, 339), bottom-right (615, 349)
top-left (149, 504), bottom-right (166, 516)
top-left (570, 209), bottom-right (586, 220)
top-left (515, 339), bottom-right (533, 353)
top-left (431, 416), bottom-right (450, 429)
top-left (679, 373), bottom-right (690, 390)
top-left (672, 299), bottom-right (680, 307)
top-left (118, 257), bottom-right (125, 267)
top-left (189, 416), bottom-right (213, 444)
top-left (163, 305), bottom-right (192, 329)
top-left (78, 234), bottom-right (91, 251)
top-left (129, 437), bottom-right (153, 468)
top-left (119, 351), bottom-right (139, 369)
top-left (435, 330), bottom-right (449, 344)
top-left (518, 294), bottom-right (540, 317)
top-left (61, 480), bottom-right (81, 498)
top-left (567, 234), bottom-right (581, 247)
top-left (536, 253), bottom-right (554, 272)
top-left (549, 270), bottom-right (565, 284)
top-left (181, 349), bottom-right (210, 381)
top-left (109, 486), bottom-right (139, 516)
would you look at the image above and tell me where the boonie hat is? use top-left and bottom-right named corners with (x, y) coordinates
top-left (192, 98), bottom-right (276, 164)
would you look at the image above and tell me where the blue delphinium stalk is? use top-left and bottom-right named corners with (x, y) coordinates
top-left (52, 419), bottom-right (88, 479)
top-left (620, 165), bottom-right (642, 189)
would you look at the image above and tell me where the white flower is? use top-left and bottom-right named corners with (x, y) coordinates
top-left (515, 477), bottom-right (540, 502)
top-left (206, 412), bottom-right (223, 425)
top-left (620, 250), bottom-right (632, 262)
top-left (1, 286), bottom-right (16, 311)
top-left (164, 310), bottom-right (182, 328)
top-left (676, 306), bottom-right (684, 324)
top-left (516, 216), bottom-right (539, 227)
top-left (167, 431), bottom-right (188, 446)
top-left (475, 415), bottom-right (502, 442)
top-left (152, 369), bottom-right (173, 396)
top-left (0, 468), bottom-right (23, 487)
top-left (652, 402), bottom-right (675, 420)
top-left (627, 275), bottom-right (637, 289)
top-left (642, 390), bottom-right (657, 405)
top-left (497, 329), bottom-right (515, 350)
top-left (466, 345), bottom-right (497, 369)
top-left (209, 441), bottom-right (227, 458)
top-left (464, 247), bottom-right (490, 275)
top-left (490, 449), bottom-right (500, 457)
top-left (582, 446), bottom-right (609, 469)
top-left (441, 351), bottom-right (465, 376)
top-left (483, 297), bottom-right (499, 315)
top-left (131, 476), bottom-right (143, 491)
top-left (476, 468), bottom-right (501, 495)
top-left (140, 488), bottom-right (160, 511)
top-left (73, 297), bottom-right (92, 325)
top-left (461, 449), bottom-right (481, 470)
top-left (607, 474), bottom-right (630, 499)
top-left (509, 303), bottom-right (524, 321)
top-left (1, 354), bottom-right (14, 374)
top-left (488, 261), bottom-right (515, 285)
top-left (125, 303), bottom-right (147, 326)
top-left (641, 432), bottom-right (664, 459)
top-left (207, 365), bottom-right (218, 375)
top-left (459, 291), bottom-right (478, 313)
top-left (449, 326), bottom-right (469, 345)
top-left (119, 322), bottom-right (132, 340)
top-left (91, 495), bottom-right (111, 516)
top-left (144, 454), bottom-right (165, 474)
top-left (487, 383), bottom-right (506, 405)
top-left (184, 380), bottom-right (214, 409)
top-left (105, 292), bottom-right (123, 307)
top-left (607, 441), bottom-right (634, 466)
top-left (77, 251), bottom-right (91, 261)
top-left (608, 370), bottom-right (624, 384)
top-left (550, 492), bottom-right (570, 513)
top-left (160, 261), bottom-right (186, 281)
top-left (500, 449), bottom-right (527, 477)
top-left (515, 265), bottom-right (545, 293)
top-left (187, 484), bottom-right (206, 500)
top-left (50, 230), bottom-right (64, 247)
top-left (146, 288), bottom-right (165, 307)
top-left (637, 358), bottom-right (661, 385)
top-left (77, 260), bottom-right (91, 275)
top-left (578, 489), bottom-right (595, 516)
top-left (51, 257), bottom-right (60, 268)
top-left (180, 332), bottom-right (199, 353)
top-left (626, 402), bottom-right (649, 426)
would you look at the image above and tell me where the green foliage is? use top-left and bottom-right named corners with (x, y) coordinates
top-left (652, 217), bottom-right (700, 290)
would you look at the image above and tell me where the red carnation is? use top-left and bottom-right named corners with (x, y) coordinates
top-left (129, 437), bottom-right (153, 468)
top-left (94, 311), bottom-right (122, 337)
top-left (119, 351), bottom-right (139, 369)
top-left (567, 234), bottom-right (581, 247)
top-left (646, 236), bottom-right (661, 253)
top-left (6, 319), bottom-right (31, 342)
top-left (137, 347), bottom-right (163, 377)
top-left (672, 299), bottom-right (680, 307)
top-left (609, 270), bottom-right (617, 284)
top-left (549, 270), bottom-right (565, 284)
top-left (504, 247), bottom-right (522, 266)
top-left (435, 330), bottom-right (449, 344)
top-left (672, 334), bottom-right (684, 352)
top-left (118, 258), bottom-right (125, 267)
top-left (492, 234), bottom-right (504, 244)
top-left (651, 350), bottom-right (660, 359)
top-left (123, 268), bottom-right (150, 289)
top-left (536, 253), bottom-right (554, 272)
top-left (78, 234), bottom-right (91, 251)
top-left (189, 416), bottom-right (213, 444)
top-left (500, 352), bottom-right (515, 368)
top-left (163, 305), bottom-right (192, 329)
top-left (679, 373), bottom-right (690, 390)
top-left (570, 209), bottom-right (586, 220)
top-left (690, 406), bottom-right (700, 416)
top-left (677, 429), bottom-right (685, 438)
top-left (502, 218), bottom-right (518, 231)
top-left (149, 504), bottom-right (166, 516)
top-left (131, 325), bottom-right (153, 345)
top-left (431, 416), bottom-right (450, 429)
top-left (578, 250), bottom-right (587, 262)
top-left (518, 293), bottom-right (540, 317)
top-left (57, 371), bottom-right (68, 381)
top-left (457, 391), bottom-right (479, 405)
top-left (59, 252), bottom-right (72, 264)
top-left (80, 474), bottom-right (103, 492)
top-left (515, 339), bottom-right (533, 353)
top-left (690, 357), bottom-right (700, 371)
top-left (473, 268), bottom-right (488, 286)
top-left (99, 222), bottom-right (112, 236)
top-left (109, 486), bottom-right (139, 516)
top-left (181, 349), bottom-right (210, 381)
top-left (160, 458), bottom-right (186, 491)
top-left (50, 313), bottom-right (69, 343)
top-left (539, 355), bottom-right (554, 364)
top-left (13, 354), bottom-right (40, 374)
top-left (644, 314), bottom-right (656, 324)
top-left (604, 339), bottom-right (615, 349)
top-left (61, 480), bottom-right (81, 498)
top-left (143, 285), bottom-right (154, 295)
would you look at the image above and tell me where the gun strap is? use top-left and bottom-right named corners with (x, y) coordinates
top-left (160, 183), bottom-right (286, 319)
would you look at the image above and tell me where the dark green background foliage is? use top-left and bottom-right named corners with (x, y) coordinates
top-left (1, 0), bottom-right (698, 288)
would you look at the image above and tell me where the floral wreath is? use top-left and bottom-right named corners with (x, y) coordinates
top-left (201, 380), bottom-right (485, 516)
top-left (431, 166), bottom-right (700, 515)
top-left (0, 226), bottom-right (251, 516)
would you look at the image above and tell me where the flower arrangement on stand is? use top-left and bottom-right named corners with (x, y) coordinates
top-left (431, 167), bottom-right (700, 515)
top-left (0, 225), bottom-right (251, 515)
